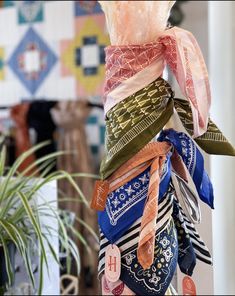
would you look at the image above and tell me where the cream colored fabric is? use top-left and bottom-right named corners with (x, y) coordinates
top-left (99, 1), bottom-right (175, 45)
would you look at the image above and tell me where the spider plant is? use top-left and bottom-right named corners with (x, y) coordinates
top-left (0, 142), bottom-right (98, 295)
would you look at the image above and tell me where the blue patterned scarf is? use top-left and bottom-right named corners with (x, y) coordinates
top-left (158, 129), bottom-right (214, 209)
top-left (120, 218), bottom-right (178, 296)
top-left (98, 156), bottom-right (172, 243)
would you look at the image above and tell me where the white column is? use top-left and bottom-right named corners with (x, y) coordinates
top-left (209, 2), bottom-right (235, 295)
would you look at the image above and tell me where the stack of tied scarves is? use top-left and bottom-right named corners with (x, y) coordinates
top-left (91, 26), bottom-right (235, 295)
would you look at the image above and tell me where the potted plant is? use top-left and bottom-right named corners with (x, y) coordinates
top-left (0, 142), bottom-right (98, 295)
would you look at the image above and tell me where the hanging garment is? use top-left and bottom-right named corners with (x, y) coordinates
top-left (172, 197), bottom-right (212, 270)
top-left (100, 78), bottom-right (174, 179)
top-left (99, 187), bottom-right (177, 295)
top-left (27, 101), bottom-right (57, 168)
top-left (120, 218), bottom-right (178, 296)
top-left (98, 186), bottom-right (175, 276)
top-left (103, 26), bottom-right (211, 138)
top-left (171, 171), bottom-right (201, 225)
top-left (95, 142), bottom-right (172, 269)
top-left (158, 129), bottom-right (214, 209)
top-left (51, 100), bottom-right (99, 296)
top-left (98, 150), bottom-right (172, 243)
top-left (174, 98), bottom-right (235, 156)
top-left (10, 103), bottom-right (37, 175)
top-left (100, 77), bottom-right (235, 180)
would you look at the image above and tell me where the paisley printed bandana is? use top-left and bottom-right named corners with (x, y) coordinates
top-left (101, 275), bottom-right (176, 296)
top-left (120, 218), bottom-right (178, 296)
top-left (158, 129), bottom-right (214, 209)
top-left (174, 98), bottom-right (235, 156)
top-left (98, 158), bottom-right (172, 243)
top-left (98, 187), bottom-right (175, 276)
top-left (100, 78), bottom-right (174, 179)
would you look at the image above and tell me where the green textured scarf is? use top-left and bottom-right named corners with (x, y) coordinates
top-left (100, 79), bottom-right (235, 180)
top-left (100, 78), bottom-right (174, 179)
top-left (174, 98), bottom-right (235, 156)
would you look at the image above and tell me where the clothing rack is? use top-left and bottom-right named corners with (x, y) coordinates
top-left (0, 100), bottom-right (103, 110)
top-left (87, 101), bottom-right (103, 109)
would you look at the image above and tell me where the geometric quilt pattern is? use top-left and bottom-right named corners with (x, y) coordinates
top-left (16, 1), bottom-right (44, 24)
top-left (85, 107), bottom-right (105, 172)
top-left (0, 0), bottom-right (108, 105)
top-left (75, 0), bottom-right (103, 16)
top-left (0, 47), bottom-right (5, 80)
top-left (8, 27), bottom-right (57, 95)
top-left (61, 15), bottom-right (109, 97)
top-left (0, 0), bottom-right (107, 168)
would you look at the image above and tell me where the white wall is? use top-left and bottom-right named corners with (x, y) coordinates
top-left (209, 1), bottom-right (235, 295)
top-left (179, 2), bottom-right (235, 294)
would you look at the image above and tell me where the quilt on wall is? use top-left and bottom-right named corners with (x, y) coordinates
top-left (0, 0), bottom-right (109, 105)
top-left (0, 0), bottom-right (107, 166)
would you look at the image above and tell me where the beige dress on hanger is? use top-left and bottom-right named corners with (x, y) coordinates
top-left (51, 100), bottom-right (99, 295)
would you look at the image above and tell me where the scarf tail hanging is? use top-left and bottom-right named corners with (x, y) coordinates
top-left (160, 27), bottom-right (211, 137)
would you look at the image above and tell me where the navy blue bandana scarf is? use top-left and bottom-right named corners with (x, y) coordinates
top-left (158, 129), bottom-right (214, 209)
top-left (98, 187), bottom-right (175, 276)
top-left (98, 156), bottom-right (172, 243)
top-left (120, 218), bottom-right (178, 296)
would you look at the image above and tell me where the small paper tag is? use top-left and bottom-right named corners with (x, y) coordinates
top-left (90, 180), bottom-right (109, 211)
top-left (105, 244), bottom-right (121, 283)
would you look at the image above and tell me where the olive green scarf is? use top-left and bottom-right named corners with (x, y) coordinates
top-left (100, 78), bottom-right (174, 179)
top-left (174, 98), bottom-right (235, 156)
top-left (100, 78), bottom-right (235, 180)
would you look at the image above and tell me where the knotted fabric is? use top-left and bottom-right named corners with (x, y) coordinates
top-left (101, 77), bottom-right (235, 179)
top-left (158, 129), bottom-right (214, 208)
top-left (104, 26), bottom-right (211, 138)
top-left (101, 78), bottom-right (174, 179)
top-left (104, 142), bottom-right (172, 195)
top-left (174, 98), bottom-right (235, 156)
top-left (137, 155), bottom-right (167, 270)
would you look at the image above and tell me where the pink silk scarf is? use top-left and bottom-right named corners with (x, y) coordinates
top-left (103, 26), bottom-right (211, 138)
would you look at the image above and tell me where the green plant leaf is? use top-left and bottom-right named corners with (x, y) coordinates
top-left (0, 145), bottom-right (6, 177)
top-left (38, 250), bottom-right (44, 296)
top-left (0, 234), bottom-right (14, 286)
top-left (0, 141), bottom-right (51, 203)
top-left (17, 191), bottom-right (47, 268)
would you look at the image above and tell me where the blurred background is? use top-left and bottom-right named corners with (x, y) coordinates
top-left (0, 1), bottom-right (234, 295)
